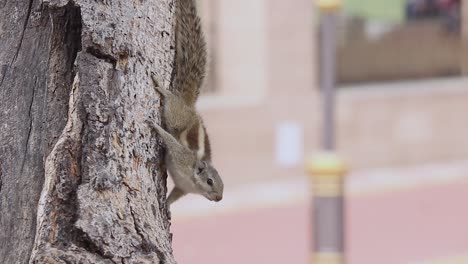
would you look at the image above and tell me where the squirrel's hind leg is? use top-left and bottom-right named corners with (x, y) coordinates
top-left (151, 74), bottom-right (172, 97)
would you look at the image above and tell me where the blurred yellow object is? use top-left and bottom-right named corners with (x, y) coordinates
top-left (307, 153), bottom-right (347, 263)
top-left (306, 152), bottom-right (347, 176)
top-left (316, 0), bottom-right (342, 12)
top-left (306, 152), bottom-right (347, 197)
top-left (313, 252), bottom-right (344, 264)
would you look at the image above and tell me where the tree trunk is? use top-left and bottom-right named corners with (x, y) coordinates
top-left (0, 0), bottom-right (176, 263)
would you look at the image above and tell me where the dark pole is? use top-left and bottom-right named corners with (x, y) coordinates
top-left (321, 12), bottom-right (338, 151)
top-left (306, 1), bottom-right (346, 264)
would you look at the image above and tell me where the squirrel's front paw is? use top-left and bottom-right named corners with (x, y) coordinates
top-left (151, 73), bottom-right (160, 87)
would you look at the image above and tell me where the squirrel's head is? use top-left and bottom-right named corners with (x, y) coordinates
top-left (193, 160), bottom-right (224, 202)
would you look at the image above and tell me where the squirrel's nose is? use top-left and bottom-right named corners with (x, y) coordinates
top-left (215, 195), bottom-right (222, 202)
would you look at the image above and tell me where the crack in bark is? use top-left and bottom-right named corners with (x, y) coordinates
top-left (12, 0), bottom-right (34, 65)
top-left (74, 228), bottom-right (118, 264)
top-left (20, 76), bottom-right (38, 175)
top-left (121, 180), bottom-right (139, 193)
top-left (128, 198), bottom-right (165, 262)
top-left (0, 66), bottom-right (7, 89)
top-left (86, 46), bottom-right (117, 66)
top-left (28, 3), bottom-right (87, 262)
top-left (127, 197), bottom-right (148, 252)
top-left (129, 205), bottom-right (145, 244)
top-left (0, 162), bottom-right (3, 194)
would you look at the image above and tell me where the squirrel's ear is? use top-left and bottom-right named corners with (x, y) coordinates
top-left (195, 161), bottom-right (205, 175)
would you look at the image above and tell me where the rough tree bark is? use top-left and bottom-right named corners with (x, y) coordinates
top-left (0, 0), bottom-right (176, 263)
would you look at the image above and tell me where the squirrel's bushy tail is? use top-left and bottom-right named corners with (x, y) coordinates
top-left (171, 0), bottom-right (207, 106)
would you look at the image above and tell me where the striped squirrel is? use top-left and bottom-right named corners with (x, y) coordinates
top-left (148, 0), bottom-right (223, 205)
top-left (147, 119), bottom-right (222, 204)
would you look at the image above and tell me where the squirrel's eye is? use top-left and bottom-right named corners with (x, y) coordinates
top-left (207, 178), bottom-right (213, 186)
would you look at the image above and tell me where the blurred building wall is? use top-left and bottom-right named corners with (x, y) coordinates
top-left (462, 0), bottom-right (468, 74)
top-left (338, 20), bottom-right (461, 83)
top-left (196, 0), bottom-right (468, 187)
top-left (197, 0), bottom-right (318, 187)
top-left (337, 79), bottom-right (468, 169)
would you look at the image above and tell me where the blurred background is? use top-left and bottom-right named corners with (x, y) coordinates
top-left (170, 0), bottom-right (468, 263)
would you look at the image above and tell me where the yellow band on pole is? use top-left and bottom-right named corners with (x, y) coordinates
top-left (312, 174), bottom-right (343, 196)
top-left (313, 252), bottom-right (344, 264)
top-left (306, 153), bottom-right (347, 176)
top-left (316, 0), bottom-right (342, 12)
top-left (306, 153), bottom-right (347, 196)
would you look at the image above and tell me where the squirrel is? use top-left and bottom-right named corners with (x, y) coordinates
top-left (149, 76), bottom-right (223, 205)
top-left (148, 0), bottom-right (224, 205)
top-left (146, 119), bottom-right (223, 204)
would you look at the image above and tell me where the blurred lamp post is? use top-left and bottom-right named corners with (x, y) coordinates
top-left (319, 0), bottom-right (339, 150)
top-left (307, 154), bottom-right (346, 264)
top-left (306, 0), bottom-right (347, 264)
